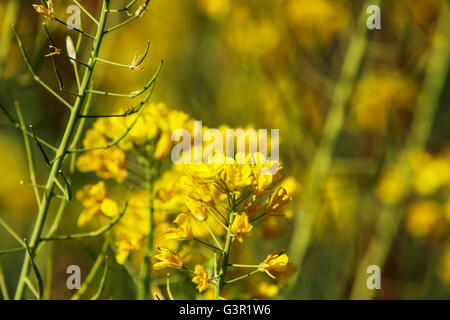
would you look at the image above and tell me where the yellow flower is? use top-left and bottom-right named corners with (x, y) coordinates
top-left (114, 229), bottom-right (142, 264)
top-left (280, 176), bottom-right (299, 196)
top-left (154, 131), bottom-right (172, 160)
top-left (185, 197), bottom-right (208, 221)
top-left (178, 174), bottom-right (215, 204)
top-left (265, 186), bottom-right (292, 216)
top-left (76, 181), bottom-right (119, 227)
top-left (76, 129), bottom-right (127, 183)
top-left (247, 153), bottom-right (281, 194)
top-left (191, 265), bottom-right (210, 292)
top-left (286, 0), bottom-right (348, 49)
top-left (375, 167), bottom-right (407, 204)
top-left (409, 152), bottom-right (450, 196)
top-left (94, 102), bottom-right (190, 161)
top-left (153, 247), bottom-right (183, 270)
top-left (197, 0), bottom-right (230, 21)
top-left (32, 0), bottom-right (55, 20)
top-left (406, 201), bottom-right (445, 239)
top-left (256, 282), bottom-right (279, 298)
top-left (219, 154), bottom-right (254, 192)
top-left (259, 251), bottom-right (290, 279)
top-left (231, 213), bottom-right (253, 242)
top-left (164, 213), bottom-right (194, 240)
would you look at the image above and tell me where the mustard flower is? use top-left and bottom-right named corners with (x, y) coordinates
top-left (406, 201), bottom-right (445, 239)
top-left (164, 213), bottom-right (194, 240)
top-left (32, 0), bottom-right (55, 20)
top-left (231, 213), bottom-right (253, 242)
top-left (259, 251), bottom-right (290, 279)
top-left (185, 197), bottom-right (208, 221)
top-left (153, 247), bottom-right (183, 270)
top-left (76, 181), bottom-right (119, 227)
top-left (375, 167), bottom-right (407, 204)
top-left (113, 227), bottom-right (143, 264)
top-left (76, 129), bottom-right (127, 183)
top-left (191, 264), bottom-right (210, 293)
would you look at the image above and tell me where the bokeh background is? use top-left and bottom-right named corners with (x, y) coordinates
top-left (1, 0), bottom-right (450, 299)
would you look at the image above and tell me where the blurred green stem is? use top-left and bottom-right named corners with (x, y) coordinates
top-left (287, 0), bottom-right (380, 297)
top-left (15, 102), bottom-right (41, 208)
top-left (137, 161), bottom-right (156, 300)
top-left (0, 259), bottom-right (9, 300)
top-left (0, 0), bottom-right (20, 80)
top-left (72, 240), bottom-right (108, 300)
top-left (13, 0), bottom-right (111, 300)
top-left (350, 3), bottom-right (450, 299)
top-left (215, 198), bottom-right (236, 299)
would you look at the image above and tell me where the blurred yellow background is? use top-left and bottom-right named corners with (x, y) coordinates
top-left (0, 0), bottom-right (449, 299)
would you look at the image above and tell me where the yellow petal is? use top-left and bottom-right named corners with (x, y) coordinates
top-left (101, 198), bottom-right (119, 217)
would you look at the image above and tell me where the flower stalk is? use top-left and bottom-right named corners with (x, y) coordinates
top-left (215, 196), bottom-right (237, 299)
top-left (137, 161), bottom-right (156, 300)
top-left (13, 0), bottom-right (111, 299)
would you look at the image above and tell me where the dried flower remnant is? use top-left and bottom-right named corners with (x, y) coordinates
top-left (32, 0), bottom-right (56, 20)
top-left (44, 45), bottom-right (61, 57)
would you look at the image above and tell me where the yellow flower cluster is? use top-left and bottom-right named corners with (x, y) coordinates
top-left (76, 102), bottom-right (192, 183)
top-left (155, 152), bottom-right (294, 295)
top-left (77, 130), bottom-right (127, 183)
top-left (376, 151), bottom-right (450, 205)
top-left (75, 98), bottom-right (295, 297)
top-left (76, 181), bottom-right (119, 227)
top-left (375, 150), bottom-right (450, 242)
top-left (94, 102), bottom-right (190, 158)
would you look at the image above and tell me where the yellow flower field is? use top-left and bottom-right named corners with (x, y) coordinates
top-left (0, 0), bottom-right (449, 300)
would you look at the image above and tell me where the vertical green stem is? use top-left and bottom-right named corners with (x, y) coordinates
top-left (350, 3), bottom-right (450, 299)
top-left (0, 0), bottom-right (20, 80)
top-left (71, 240), bottom-right (109, 300)
top-left (287, 0), bottom-right (379, 297)
top-left (15, 102), bottom-right (41, 208)
top-left (0, 259), bottom-right (9, 300)
top-left (137, 161), bottom-right (155, 300)
top-left (215, 197), bottom-right (236, 299)
top-left (14, 0), bottom-right (110, 300)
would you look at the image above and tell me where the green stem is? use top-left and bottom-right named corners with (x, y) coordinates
top-left (0, 0), bottom-right (20, 80)
top-left (15, 102), bottom-right (41, 208)
top-left (71, 240), bottom-right (108, 300)
top-left (215, 198), bottom-right (236, 299)
top-left (13, 0), bottom-right (111, 300)
top-left (0, 259), bottom-right (9, 300)
top-left (225, 269), bottom-right (260, 284)
top-left (193, 238), bottom-right (223, 253)
top-left (286, 0), bottom-right (379, 297)
top-left (350, 3), bottom-right (450, 300)
top-left (137, 161), bottom-right (155, 300)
